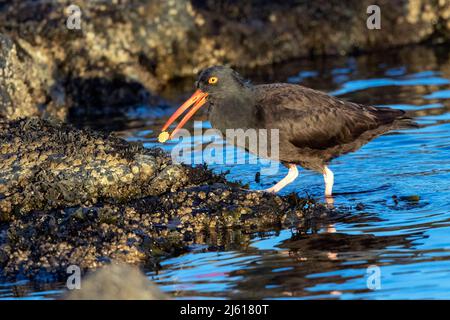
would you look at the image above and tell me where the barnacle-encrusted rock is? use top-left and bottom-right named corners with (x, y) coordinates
top-left (0, 117), bottom-right (199, 219)
top-left (0, 34), bottom-right (65, 120)
top-left (0, 117), bottom-right (328, 280)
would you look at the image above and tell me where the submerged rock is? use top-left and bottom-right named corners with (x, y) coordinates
top-left (0, 118), bottom-right (328, 280)
top-left (0, 0), bottom-right (449, 119)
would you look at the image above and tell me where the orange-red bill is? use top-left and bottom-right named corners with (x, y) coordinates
top-left (159, 89), bottom-right (208, 142)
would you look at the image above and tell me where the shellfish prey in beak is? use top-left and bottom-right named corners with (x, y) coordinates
top-left (158, 89), bottom-right (208, 143)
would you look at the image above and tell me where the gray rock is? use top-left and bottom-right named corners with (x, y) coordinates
top-left (64, 263), bottom-right (168, 300)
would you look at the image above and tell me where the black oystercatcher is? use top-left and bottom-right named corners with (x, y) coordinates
top-left (158, 66), bottom-right (416, 198)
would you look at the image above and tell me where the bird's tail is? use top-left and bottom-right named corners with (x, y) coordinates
top-left (374, 107), bottom-right (419, 129)
top-left (394, 116), bottom-right (420, 129)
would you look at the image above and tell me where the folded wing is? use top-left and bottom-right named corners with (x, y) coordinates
top-left (254, 84), bottom-right (406, 150)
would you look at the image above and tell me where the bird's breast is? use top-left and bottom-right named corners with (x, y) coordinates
top-left (207, 99), bottom-right (262, 133)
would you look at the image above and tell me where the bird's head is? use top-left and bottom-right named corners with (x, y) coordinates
top-left (195, 65), bottom-right (249, 97)
top-left (158, 66), bottom-right (249, 142)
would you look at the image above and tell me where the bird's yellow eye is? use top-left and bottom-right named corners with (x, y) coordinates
top-left (208, 76), bottom-right (218, 84)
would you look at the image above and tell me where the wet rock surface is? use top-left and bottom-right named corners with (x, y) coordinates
top-left (0, 0), bottom-right (449, 119)
top-left (0, 118), bottom-right (328, 281)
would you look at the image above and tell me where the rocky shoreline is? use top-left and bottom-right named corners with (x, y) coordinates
top-left (0, 118), bottom-right (328, 281)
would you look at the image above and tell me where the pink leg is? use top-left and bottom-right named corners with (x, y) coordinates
top-left (265, 164), bottom-right (298, 193)
top-left (323, 165), bottom-right (334, 197)
top-left (323, 166), bottom-right (335, 207)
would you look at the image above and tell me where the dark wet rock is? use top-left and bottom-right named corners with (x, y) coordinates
top-left (0, 117), bottom-right (328, 280)
top-left (0, 0), bottom-right (449, 119)
top-left (0, 179), bottom-right (323, 281)
top-left (64, 263), bottom-right (168, 300)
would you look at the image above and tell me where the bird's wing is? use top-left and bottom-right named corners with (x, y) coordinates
top-left (254, 83), bottom-right (404, 150)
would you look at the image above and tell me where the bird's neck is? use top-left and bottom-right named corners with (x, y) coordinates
top-left (208, 87), bottom-right (258, 131)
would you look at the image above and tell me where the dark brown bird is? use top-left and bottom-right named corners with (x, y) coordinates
top-left (159, 66), bottom-right (416, 198)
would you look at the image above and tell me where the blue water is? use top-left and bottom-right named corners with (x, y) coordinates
top-left (1, 46), bottom-right (449, 299)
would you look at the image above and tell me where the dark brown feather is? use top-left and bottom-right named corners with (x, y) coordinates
top-left (251, 83), bottom-right (415, 170)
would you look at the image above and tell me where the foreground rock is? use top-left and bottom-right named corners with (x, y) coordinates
top-left (1, 0), bottom-right (449, 119)
top-left (0, 117), bottom-right (215, 219)
top-left (0, 118), bottom-right (328, 280)
top-left (64, 263), bottom-right (168, 300)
